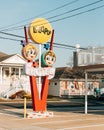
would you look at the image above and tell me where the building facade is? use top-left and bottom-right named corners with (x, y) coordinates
top-left (0, 52), bottom-right (30, 98)
top-left (73, 47), bottom-right (104, 67)
top-left (48, 67), bottom-right (101, 97)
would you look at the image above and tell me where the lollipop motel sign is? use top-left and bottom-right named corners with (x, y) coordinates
top-left (22, 18), bottom-right (56, 113)
top-left (26, 18), bottom-right (55, 78)
top-left (28, 18), bottom-right (52, 44)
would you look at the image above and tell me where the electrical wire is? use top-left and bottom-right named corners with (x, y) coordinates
top-left (54, 45), bottom-right (75, 50)
top-left (0, 1), bottom-right (103, 51)
top-left (0, 0), bottom-right (79, 31)
top-left (0, 31), bottom-right (24, 39)
top-left (50, 4), bottom-right (104, 23)
top-left (1, 0), bottom-right (104, 32)
top-left (0, 2), bottom-right (104, 33)
top-left (47, 0), bottom-right (104, 20)
top-left (52, 42), bottom-right (86, 50)
top-left (0, 34), bottom-right (86, 50)
top-left (0, 36), bottom-right (21, 42)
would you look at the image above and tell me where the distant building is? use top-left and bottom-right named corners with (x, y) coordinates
top-left (48, 67), bottom-right (99, 97)
top-left (73, 47), bottom-right (104, 67)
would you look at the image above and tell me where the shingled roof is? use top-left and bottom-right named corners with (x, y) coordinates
top-left (54, 66), bottom-right (99, 79)
top-left (54, 67), bottom-right (85, 79)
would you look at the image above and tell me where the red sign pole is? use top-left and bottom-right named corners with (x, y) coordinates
top-left (24, 26), bottom-right (28, 44)
top-left (50, 30), bottom-right (54, 50)
top-left (23, 26), bottom-right (54, 112)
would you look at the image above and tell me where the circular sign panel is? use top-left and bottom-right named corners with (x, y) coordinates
top-left (41, 50), bottom-right (56, 67)
top-left (21, 43), bottom-right (38, 61)
top-left (28, 18), bottom-right (52, 44)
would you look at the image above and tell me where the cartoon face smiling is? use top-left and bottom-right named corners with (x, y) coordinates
top-left (41, 50), bottom-right (56, 67)
top-left (22, 43), bottom-right (38, 61)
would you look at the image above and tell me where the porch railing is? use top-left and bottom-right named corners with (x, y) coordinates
top-left (0, 85), bottom-right (24, 98)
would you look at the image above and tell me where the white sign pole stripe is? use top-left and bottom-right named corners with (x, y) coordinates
top-left (39, 44), bottom-right (42, 100)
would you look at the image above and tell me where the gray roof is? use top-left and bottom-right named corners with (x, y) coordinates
top-left (54, 67), bottom-right (85, 79)
top-left (0, 54), bottom-right (15, 62)
top-left (54, 67), bottom-right (97, 79)
top-left (0, 52), bottom-right (8, 58)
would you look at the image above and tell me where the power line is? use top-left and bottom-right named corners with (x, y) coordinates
top-left (54, 45), bottom-right (75, 50)
top-left (53, 42), bottom-right (86, 50)
top-left (0, 36), bottom-right (21, 42)
top-left (0, 0), bottom-right (79, 31)
top-left (1, 2), bottom-right (104, 33)
top-left (0, 2), bottom-right (103, 51)
top-left (50, 4), bottom-right (104, 23)
top-left (47, 0), bottom-right (104, 20)
top-left (0, 34), bottom-right (86, 50)
top-left (2, 0), bottom-right (104, 32)
top-left (0, 31), bottom-right (24, 39)
top-left (3, 0), bottom-right (103, 31)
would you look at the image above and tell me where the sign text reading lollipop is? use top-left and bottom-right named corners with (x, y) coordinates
top-left (28, 18), bottom-right (52, 44)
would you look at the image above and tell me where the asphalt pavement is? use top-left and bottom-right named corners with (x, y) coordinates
top-left (0, 97), bottom-right (104, 130)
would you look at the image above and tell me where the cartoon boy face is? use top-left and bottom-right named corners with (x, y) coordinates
top-left (44, 50), bottom-right (56, 66)
top-left (22, 43), bottom-right (38, 61)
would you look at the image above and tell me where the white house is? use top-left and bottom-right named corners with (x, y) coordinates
top-left (0, 52), bottom-right (30, 98)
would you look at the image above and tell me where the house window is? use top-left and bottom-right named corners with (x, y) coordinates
top-left (2, 67), bottom-right (9, 78)
top-left (3, 67), bottom-right (9, 78)
top-left (11, 68), bottom-right (19, 75)
top-left (21, 68), bottom-right (25, 75)
top-left (54, 82), bottom-right (57, 86)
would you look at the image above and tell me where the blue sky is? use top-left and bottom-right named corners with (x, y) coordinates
top-left (0, 0), bottom-right (104, 67)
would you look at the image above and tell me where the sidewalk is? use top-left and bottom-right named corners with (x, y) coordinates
top-left (0, 108), bottom-right (51, 130)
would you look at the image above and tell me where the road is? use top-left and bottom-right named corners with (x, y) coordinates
top-left (0, 98), bottom-right (104, 130)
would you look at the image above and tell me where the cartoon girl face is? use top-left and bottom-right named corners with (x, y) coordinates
top-left (22, 43), bottom-right (38, 61)
top-left (26, 48), bottom-right (37, 60)
top-left (41, 50), bottom-right (56, 67)
top-left (45, 54), bottom-right (55, 66)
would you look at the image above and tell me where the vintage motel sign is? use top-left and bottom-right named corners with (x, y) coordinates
top-left (22, 19), bottom-right (56, 113)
